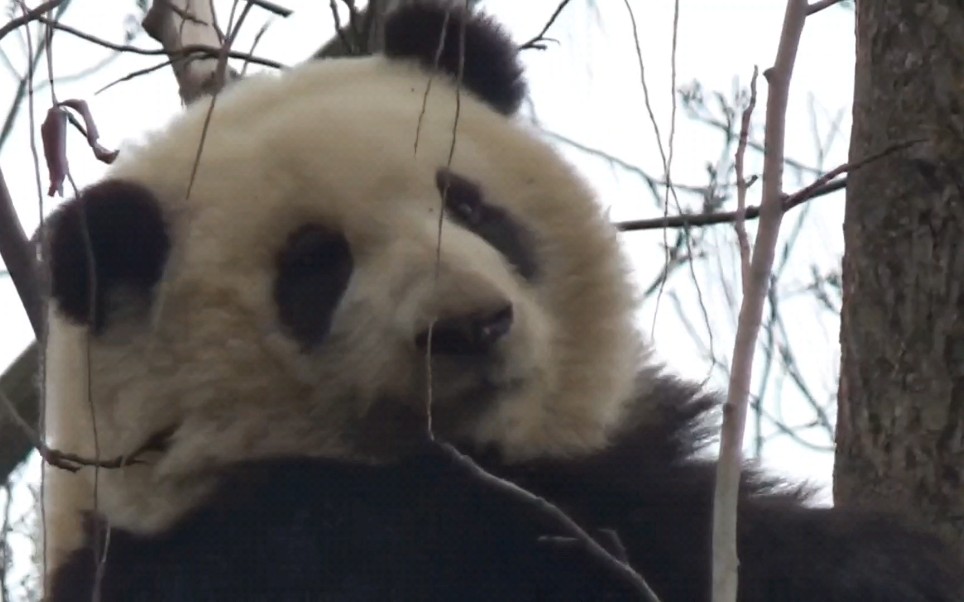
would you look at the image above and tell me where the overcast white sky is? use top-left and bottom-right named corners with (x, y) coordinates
top-left (0, 0), bottom-right (856, 499)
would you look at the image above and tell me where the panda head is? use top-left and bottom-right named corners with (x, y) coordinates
top-left (42, 2), bottom-right (645, 535)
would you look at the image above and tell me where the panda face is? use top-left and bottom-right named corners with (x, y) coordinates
top-left (42, 29), bottom-right (642, 535)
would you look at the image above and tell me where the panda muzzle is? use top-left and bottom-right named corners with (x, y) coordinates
top-left (414, 304), bottom-right (514, 356)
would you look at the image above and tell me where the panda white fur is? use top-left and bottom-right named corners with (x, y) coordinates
top-left (40, 4), bottom-right (961, 601)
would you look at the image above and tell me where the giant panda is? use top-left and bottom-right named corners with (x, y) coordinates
top-left (38, 3), bottom-right (962, 601)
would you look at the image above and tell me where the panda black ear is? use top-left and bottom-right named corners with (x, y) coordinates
top-left (45, 179), bottom-right (170, 332)
top-left (383, 3), bottom-right (526, 115)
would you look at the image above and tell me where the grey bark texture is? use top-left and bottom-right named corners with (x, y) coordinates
top-left (836, 0), bottom-right (964, 563)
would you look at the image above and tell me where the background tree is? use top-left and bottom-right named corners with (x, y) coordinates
top-left (836, 0), bottom-right (964, 562)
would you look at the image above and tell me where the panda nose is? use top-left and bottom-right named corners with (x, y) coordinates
top-left (414, 304), bottom-right (514, 355)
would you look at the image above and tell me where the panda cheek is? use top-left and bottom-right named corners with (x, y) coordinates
top-left (45, 179), bottom-right (170, 332)
top-left (274, 224), bottom-right (354, 351)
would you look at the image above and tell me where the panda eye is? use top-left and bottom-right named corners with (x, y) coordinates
top-left (438, 172), bottom-right (485, 226)
top-left (436, 168), bottom-right (487, 226)
top-left (275, 224), bottom-right (353, 350)
top-left (448, 196), bottom-right (483, 225)
top-left (435, 168), bottom-right (539, 281)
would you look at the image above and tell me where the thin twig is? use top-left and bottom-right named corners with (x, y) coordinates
top-left (623, 0), bottom-right (712, 361)
top-left (518, 0), bottom-right (572, 51)
top-left (32, 17), bottom-right (282, 70)
top-left (0, 0), bottom-right (63, 43)
top-left (245, 0), bottom-right (291, 17)
top-left (543, 130), bottom-right (710, 197)
top-left (733, 66), bottom-right (759, 292)
top-left (0, 3), bottom-right (67, 149)
top-left (685, 112), bottom-right (823, 175)
top-left (0, 388), bottom-right (144, 473)
top-left (216, 0), bottom-right (252, 89)
top-left (806, 0), bottom-right (844, 16)
top-left (618, 135), bottom-right (918, 233)
top-left (95, 59), bottom-right (180, 95)
top-left (240, 20), bottom-right (272, 77)
top-left (785, 138), bottom-right (920, 206)
top-left (437, 441), bottom-right (662, 602)
top-left (329, 0), bottom-right (355, 55)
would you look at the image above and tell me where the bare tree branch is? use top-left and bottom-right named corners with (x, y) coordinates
top-left (244, 0), bottom-right (291, 18)
top-left (518, 0), bottom-right (573, 51)
top-left (0, 0), bottom-right (64, 43)
top-left (328, 0), bottom-right (358, 56)
top-left (617, 135), bottom-right (917, 233)
top-left (29, 17), bottom-right (282, 70)
top-left (616, 178), bottom-right (840, 231)
top-left (142, 0), bottom-right (238, 103)
top-left (712, 2), bottom-right (808, 601)
top-left (0, 168), bottom-right (42, 335)
top-left (0, 1), bottom-right (74, 149)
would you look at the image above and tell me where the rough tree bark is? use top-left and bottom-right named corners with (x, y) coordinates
top-left (836, 0), bottom-right (964, 563)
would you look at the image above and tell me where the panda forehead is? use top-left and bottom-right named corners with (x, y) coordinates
top-left (101, 56), bottom-right (602, 277)
top-left (109, 58), bottom-right (536, 204)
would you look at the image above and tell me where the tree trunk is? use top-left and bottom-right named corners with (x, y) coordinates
top-left (836, 0), bottom-right (964, 564)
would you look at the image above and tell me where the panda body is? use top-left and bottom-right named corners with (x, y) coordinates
top-left (41, 4), bottom-right (961, 601)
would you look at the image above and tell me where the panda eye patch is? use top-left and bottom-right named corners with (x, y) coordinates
top-left (435, 168), bottom-right (539, 281)
top-left (275, 224), bottom-right (353, 350)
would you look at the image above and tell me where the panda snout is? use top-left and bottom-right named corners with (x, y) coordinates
top-left (414, 303), bottom-right (514, 356)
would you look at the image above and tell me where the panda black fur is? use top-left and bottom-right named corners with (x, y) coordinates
top-left (41, 4), bottom-right (962, 601)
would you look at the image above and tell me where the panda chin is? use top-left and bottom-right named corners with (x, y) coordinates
top-left (414, 348), bottom-right (523, 412)
top-left (348, 363), bottom-right (524, 461)
top-left (428, 375), bottom-right (525, 435)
